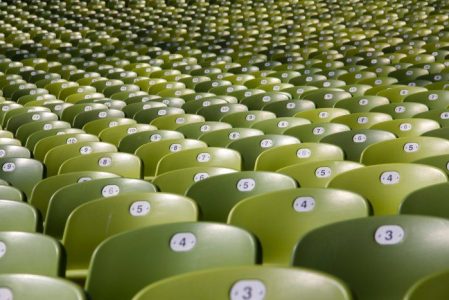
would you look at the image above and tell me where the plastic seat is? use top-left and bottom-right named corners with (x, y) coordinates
top-left (72, 109), bottom-right (125, 129)
top-left (220, 110), bottom-right (277, 128)
top-left (44, 141), bottom-right (118, 177)
top-left (0, 157), bottom-right (43, 200)
top-left (327, 163), bottom-right (447, 215)
top-left (155, 147), bottom-right (241, 176)
top-left (321, 129), bottom-right (396, 161)
top-left (133, 107), bottom-right (185, 124)
top-left (284, 122), bottom-right (351, 142)
top-left (227, 134), bottom-right (300, 171)
top-left (0, 144), bottom-right (30, 159)
top-left (302, 89), bottom-right (352, 108)
top-left (0, 199), bottom-right (38, 232)
top-left (82, 117), bottom-right (136, 136)
top-left (294, 108), bottom-right (350, 123)
top-left (63, 192), bottom-right (197, 280)
top-left (85, 222), bottom-right (257, 300)
top-left (150, 113), bottom-right (205, 130)
top-left (331, 112), bottom-right (393, 130)
top-left (15, 120), bottom-right (71, 144)
top-left (58, 152), bottom-right (142, 178)
top-left (122, 101), bottom-right (166, 118)
top-left (250, 117), bottom-right (311, 134)
top-left (44, 177), bottom-right (157, 239)
top-left (403, 90), bottom-right (449, 110)
top-left (371, 118), bottom-right (440, 137)
top-left (334, 95), bottom-right (390, 113)
top-left (376, 86), bottom-right (427, 103)
top-left (60, 103), bottom-right (108, 124)
top-left (370, 102), bottom-right (429, 119)
top-left (197, 103), bottom-right (248, 121)
top-left (118, 130), bottom-right (184, 153)
top-left (262, 99), bottom-right (315, 117)
top-left (404, 270), bottom-right (449, 300)
top-left (0, 274), bottom-right (86, 300)
top-left (186, 171), bottom-right (296, 222)
top-left (278, 160), bottom-right (364, 188)
top-left (293, 215), bottom-right (449, 300)
top-left (133, 266), bottom-right (351, 300)
top-left (98, 123), bottom-right (156, 147)
top-left (135, 139), bottom-right (207, 180)
top-left (240, 92), bottom-right (291, 110)
top-left (0, 231), bottom-right (62, 276)
top-left (228, 187), bottom-right (368, 264)
top-left (176, 121), bottom-right (232, 139)
top-left (33, 133), bottom-right (99, 161)
top-left (29, 171), bottom-right (119, 219)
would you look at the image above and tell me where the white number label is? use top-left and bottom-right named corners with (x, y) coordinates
top-left (150, 134), bottom-right (162, 142)
top-left (66, 137), bottom-right (78, 144)
top-left (0, 242), bottom-right (6, 258)
top-left (429, 94), bottom-right (439, 101)
top-left (297, 148), bottom-right (311, 158)
top-left (31, 114), bottom-right (41, 121)
top-left (98, 157), bottom-right (112, 167)
top-left (441, 112), bottom-right (449, 119)
top-left (169, 144), bottom-right (182, 152)
top-left (43, 123), bottom-right (53, 130)
top-left (109, 121), bottom-right (118, 127)
top-left (175, 117), bottom-right (185, 124)
top-left (380, 171), bottom-right (400, 184)
top-left (229, 131), bottom-right (240, 140)
top-left (399, 89), bottom-right (409, 96)
top-left (399, 123), bottom-right (412, 131)
top-left (237, 178), bottom-right (256, 192)
top-left (0, 150), bottom-right (5, 158)
top-left (395, 106), bottom-right (406, 113)
top-left (375, 225), bottom-right (405, 245)
top-left (230, 280), bottom-right (266, 300)
top-left (260, 139), bottom-right (273, 148)
top-left (158, 109), bottom-right (167, 116)
top-left (0, 288), bottom-right (12, 300)
top-left (78, 177), bottom-right (92, 183)
top-left (403, 143), bottom-right (419, 152)
top-left (80, 146), bottom-right (92, 154)
top-left (359, 99), bottom-right (369, 105)
top-left (313, 127), bottom-right (325, 135)
top-left (101, 185), bottom-right (120, 197)
top-left (129, 201), bottom-right (151, 216)
top-left (2, 163), bottom-right (15, 172)
top-left (200, 125), bottom-right (210, 132)
top-left (197, 152), bottom-right (211, 162)
top-left (193, 172), bottom-right (209, 182)
top-left (293, 196), bottom-right (315, 212)
top-left (170, 232), bottom-right (196, 252)
top-left (221, 106), bottom-right (230, 113)
top-left (246, 114), bottom-right (256, 121)
top-left (127, 127), bottom-right (138, 134)
top-left (353, 134), bottom-right (367, 143)
top-left (318, 112), bottom-right (329, 118)
top-left (315, 167), bottom-right (332, 178)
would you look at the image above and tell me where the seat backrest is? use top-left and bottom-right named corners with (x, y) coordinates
top-left (199, 127), bottom-right (264, 147)
top-left (0, 199), bottom-right (38, 232)
top-left (98, 123), bottom-right (156, 147)
top-left (293, 215), bottom-right (449, 299)
top-left (228, 187), bottom-right (368, 264)
top-left (58, 152), bottom-right (142, 178)
top-left (0, 157), bottom-right (43, 200)
top-left (133, 266), bottom-right (352, 300)
top-left (33, 133), bottom-right (99, 161)
top-left (0, 231), bottom-right (62, 276)
top-left (186, 171), bottom-right (297, 222)
top-left (63, 192), bottom-right (198, 280)
top-left (118, 129), bottom-right (184, 153)
top-left (370, 118), bottom-right (440, 137)
top-left (85, 222), bottom-right (257, 300)
top-left (44, 178), bottom-right (157, 239)
top-left (328, 163), bottom-right (447, 215)
top-left (404, 270), bottom-right (449, 300)
top-left (0, 274), bottom-right (86, 300)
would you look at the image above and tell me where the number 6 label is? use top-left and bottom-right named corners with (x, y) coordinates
top-left (375, 225), bottom-right (405, 245)
top-left (230, 280), bottom-right (266, 300)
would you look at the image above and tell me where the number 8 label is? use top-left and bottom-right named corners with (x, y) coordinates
top-left (230, 280), bottom-right (266, 300)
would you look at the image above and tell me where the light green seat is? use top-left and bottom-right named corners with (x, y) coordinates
top-left (33, 133), bottom-right (99, 161)
top-left (294, 108), bottom-right (350, 123)
top-left (155, 147), bottom-right (241, 176)
top-left (220, 110), bottom-right (277, 128)
top-left (186, 171), bottom-right (296, 222)
top-left (0, 199), bottom-right (38, 232)
top-left (284, 122), bottom-right (351, 142)
top-left (0, 158), bottom-right (43, 200)
top-left (302, 89), bottom-right (352, 108)
top-left (414, 154), bottom-right (449, 177)
top-left (58, 152), bottom-right (142, 178)
top-left (414, 108), bottom-right (449, 128)
top-left (44, 141), bottom-right (118, 176)
top-left (6, 111), bottom-right (58, 134)
top-left (16, 120), bottom-right (71, 144)
top-left (376, 86), bottom-right (427, 103)
top-left (0, 144), bottom-right (30, 158)
top-left (404, 270), bottom-right (449, 300)
top-left (240, 92), bottom-right (291, 110)
top-left (228, 187), bottom-right (368, 264)
top-left (334, 95), bottom-right (390, 113)
top-left (228, 134), bottom-right (300, 170)
top-left (85, 222), bottom-right (257, 300)
top-left (176, 121), bottom-right (232, 139)
top-left (0, 274), bottom-right (86, 300)
top-left (199, 127), bottom-right (264, 147)
top-left (401, 182), bottom-right (449, 219)
top-left (254, 142), bottom-right (344, 171)
top-left (133, 266), bottom-right (352, 300)
top-left (153, 167), bottom-right (237, 195)
top-left (331, 112), bottom-right (392, 130)
top-left (133, 107), bottom-right (185, 124)
top-left (135, 139), bottom-right (207, 180)
top-left (197, 103), bottom-right (248, 121)
top-left (370, 102), bottom-right (429, 119)
top-left (82, 117), bottom-right (136, 136)
top-left (250, 117), bottom-right (311, 134)
top-left (98, 123), bottom-right (156, 147)
top-left (370, 118), bottom-right (440, 137)
top-left (26, 128), bottom-right (84, 152)
top-left (60, 103), bottom-right (108, 124)
top-left (72, 109), bottom-right (125, 129)
top-left (293, 215), bottom-right (449, 300)
top-left (361, 136), bottom-right (449, 165)
top-left (321, 129), bottom-right (396, 161)
top-left (328, 163), bottom-right (447, 215)
top-left (278, 160), bottom-right (364, 187)
top-left (63, 192), bottom-right (198, 280)
top-left (150, 113), bottom-right (205, 130)
top-left (262, 99), bottom-right (315, 117)
top-left (29, 171), bottom-right (119, 219)
top-left (0, 231), bottom-right (62, 276)
top-left (118, 130), bottom-right (184, 153)
top-left (404, 90), bottom-right (449, 110)
top-left (44, 178), bottom-right (157, 239)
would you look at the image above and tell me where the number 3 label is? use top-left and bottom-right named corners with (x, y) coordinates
top-left (375, 225), bottom-right (405, 245)
top-left (230, 280), bottom-right (266, 300)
